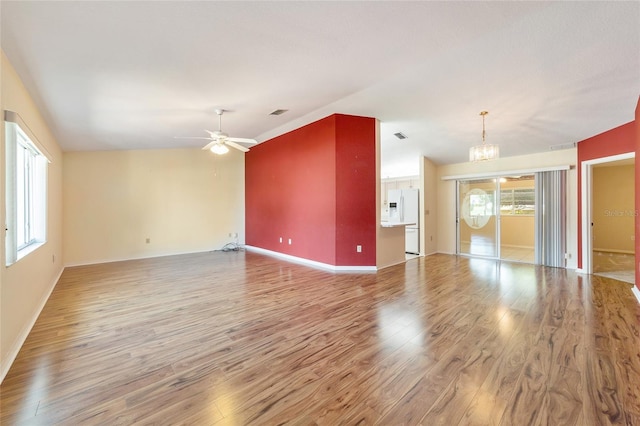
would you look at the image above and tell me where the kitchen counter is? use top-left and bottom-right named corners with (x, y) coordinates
top-left (378, 222), bottom-right (414, 269)
top-left (380, 221), bottom-right (416, 228)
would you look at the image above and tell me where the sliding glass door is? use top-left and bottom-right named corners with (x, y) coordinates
top-left (458, 176), bottom-right (536, 262)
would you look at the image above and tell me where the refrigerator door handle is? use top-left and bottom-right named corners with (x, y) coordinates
top-left (400, 195), bottom-right (404, 222)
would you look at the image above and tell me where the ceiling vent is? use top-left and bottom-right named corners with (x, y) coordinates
top-left (269, 109), bottom-right (288, 116)
top-left (394, 132), bottom-right (408, 140)
top-left (549, 142), bottom-right (576, 150)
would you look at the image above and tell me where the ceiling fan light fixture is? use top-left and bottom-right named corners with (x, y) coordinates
top-left (210, 143), bottom-right (229, 155)
top-left (469, 111), bottom-right (499, 162)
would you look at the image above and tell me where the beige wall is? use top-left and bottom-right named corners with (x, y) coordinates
top-left (421, 157), bottom-right (438, 255)
top-left (1, 51), bottom-right (64, 380)
top-left (437, 149), bottom-right (578, 268)
top-left (593, 164), bottom-right (635, 253)
top-left (501, 216), bottom-right (535, 248)
top-left (63, 148), bottom-right (245, 265)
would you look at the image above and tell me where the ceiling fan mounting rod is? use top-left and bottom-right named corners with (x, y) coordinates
top-left (215, 109), bottom-right (225, 132)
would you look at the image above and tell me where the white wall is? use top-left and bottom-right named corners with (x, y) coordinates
top-left (1, 51), bottom-right (64, 381)
top-left (63, 148), bottom-right (245, 266)
top-left (436, 149), bottom-right (578, 268)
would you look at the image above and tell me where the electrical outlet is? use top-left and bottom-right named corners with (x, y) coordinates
top-left (356, 245), bottom-right (362, 253)
top-left (279, 237), bottom-right (282, 243)
top-left (288, 238), bottom-right (292, 245)
top-left (233, 232), bottom-right (238, 238)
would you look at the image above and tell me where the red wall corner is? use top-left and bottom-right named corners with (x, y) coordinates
top-left (576, 121), bottom-right (636, 269)
top-left (245, 114), bottom-right (377, 267)
top-left (335, 114), bottom-right (377, 266)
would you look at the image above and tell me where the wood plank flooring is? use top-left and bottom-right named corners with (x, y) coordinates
top-left (1, 252), bottom-right (639, 425)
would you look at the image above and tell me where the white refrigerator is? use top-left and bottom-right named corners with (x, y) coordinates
top-left (388, 188), bottom-right (420, 254)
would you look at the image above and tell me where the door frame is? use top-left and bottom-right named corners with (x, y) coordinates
top-left (580, 151), bottom-right (635, 274)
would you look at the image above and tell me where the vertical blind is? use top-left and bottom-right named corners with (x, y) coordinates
top-left (535, 170), bottom-right (566, 267)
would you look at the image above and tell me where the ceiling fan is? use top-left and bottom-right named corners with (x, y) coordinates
top-left (176, 109), bottom-right (257, 155)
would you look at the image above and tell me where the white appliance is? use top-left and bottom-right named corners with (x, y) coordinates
top-left (388, 188), bottom-right (420, 254)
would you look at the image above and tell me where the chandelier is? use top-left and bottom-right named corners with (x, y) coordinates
top-left (469, 111), bottom-right (499, 162)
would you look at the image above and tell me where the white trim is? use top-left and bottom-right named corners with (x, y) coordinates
top-left (441, 165), bottom-right (571, 181)
top-left (580, 151), bottom-right (635, 275)
top-left (1, 267), bottom-right (64, 384)
top-left (244, 245), bottom-right (377, 272)
top-left (632, 286), bottom-right (640, 304)
top-left (4, 110), bottom-right (52, 163)
top-left (15, 241), bottom-right (46, 263)
top-left (582, 152), bottom-right (635, 166)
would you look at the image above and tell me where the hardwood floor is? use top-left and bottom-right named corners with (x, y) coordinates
top-left (1, 252), bottom-right (639, 425)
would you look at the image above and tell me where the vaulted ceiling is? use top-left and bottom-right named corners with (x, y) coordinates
top-left (2, 1), bottom-right (639, 176)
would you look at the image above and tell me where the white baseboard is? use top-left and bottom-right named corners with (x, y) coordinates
top-left (1, 267), bottom-right (64, 384)
top-left (632, 286), bottom-right (640, 304)
top-left (244, 246), bottom-right (377, 272)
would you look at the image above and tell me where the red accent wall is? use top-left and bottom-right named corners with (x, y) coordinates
top-left (635, 97), bottom-right (640, 291)
top-left (577, 121), bottom-right (635, 269)
top-left (245, 114), bottom-right (377, 266)
top-left (335, 114), bottom-right (377, 265)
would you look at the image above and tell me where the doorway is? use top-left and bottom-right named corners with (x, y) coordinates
top-left (581, 152), bottom-right (635, 285)
top-left (591, 158), bottom-right (635, 284)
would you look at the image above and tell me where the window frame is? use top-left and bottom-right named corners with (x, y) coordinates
top-left (5, 111), bottom-right (49, 266)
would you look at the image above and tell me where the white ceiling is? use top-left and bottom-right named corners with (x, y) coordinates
top-left (1, 1), bottom-right (639, 177)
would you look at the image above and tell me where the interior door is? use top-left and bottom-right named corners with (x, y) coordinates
top-left (458, 179), bottom-right (498, 258)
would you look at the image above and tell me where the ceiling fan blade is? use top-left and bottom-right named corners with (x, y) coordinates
top-left (227, 137), bottom-right (257, 145)
top-left (225, 140), bottom-right (250, 153)
top-left (202, 141), bottom-right (218, 151)
top-left (174, 136), bottom-right (214, 140)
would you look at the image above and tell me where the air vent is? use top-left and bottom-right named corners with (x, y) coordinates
top-left (549, 142), bottom-right (576, 151)
top-left (269, 109), bottom-right (288, 116)
top-left (394, 132), bottom-right (408, 140)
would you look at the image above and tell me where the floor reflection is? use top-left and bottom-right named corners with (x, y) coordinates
top-left (593, 250), bottom-right (635, 285)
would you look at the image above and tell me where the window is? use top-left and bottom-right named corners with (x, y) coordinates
top-left (500, 188), bottom-right (535, 215)
top-left (5, 111), bottom-right (48, 265)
